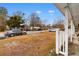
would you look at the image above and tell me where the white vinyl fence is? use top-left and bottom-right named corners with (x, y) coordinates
top-left (56, 29), bottom-right (66, 55)
top-left (55, 24), bottom-right (75, 56)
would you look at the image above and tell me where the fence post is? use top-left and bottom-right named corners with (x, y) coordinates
top-left (56, 29), bottom-right (59, 54)
top-left (70, 20), bottom-right (73, 42)
top-left (64, 6), bottom-right (69, 56)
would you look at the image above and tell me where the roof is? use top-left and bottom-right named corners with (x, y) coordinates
top-left (55, 3), bottom-right (79, 27)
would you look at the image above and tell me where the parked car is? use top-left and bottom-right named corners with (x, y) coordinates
top-left (48, 28), bottom-right (59, 32)
top-left (5, 28), bottom-right (27, 37)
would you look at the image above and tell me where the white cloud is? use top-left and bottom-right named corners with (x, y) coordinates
top-left (36, 10), bottom-right (42, 14)
top-left (48, 10), bottom-right (54, 14)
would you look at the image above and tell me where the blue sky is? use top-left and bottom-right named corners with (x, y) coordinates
top-left (0, 3), bottom-right (65, 25)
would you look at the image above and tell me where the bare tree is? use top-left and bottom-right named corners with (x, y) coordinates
top-left (30, 13), bottom-right (42, 27)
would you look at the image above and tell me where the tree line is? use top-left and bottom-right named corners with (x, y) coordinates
top-left (0, 7), bottom-right (64, 31)
top-left (0, 7), bottom-right (48, 31)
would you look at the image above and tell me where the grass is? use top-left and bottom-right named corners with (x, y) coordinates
top-left (0, 31), bottom-right (56, 56)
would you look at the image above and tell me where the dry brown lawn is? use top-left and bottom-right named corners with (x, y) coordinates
top-left (0, 31), bottom-right (56, 56)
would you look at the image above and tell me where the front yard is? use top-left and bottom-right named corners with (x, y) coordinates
top-left (0, 31), bottom-right (56, 56)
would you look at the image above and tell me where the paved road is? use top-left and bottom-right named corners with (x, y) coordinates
top-left (27, 31), bottom-right (45, 35)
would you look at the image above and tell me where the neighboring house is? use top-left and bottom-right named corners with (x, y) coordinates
top-left (30, 26), bottom-right (41, 31)
top-left (33, 27), bottom-right (41, 30)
